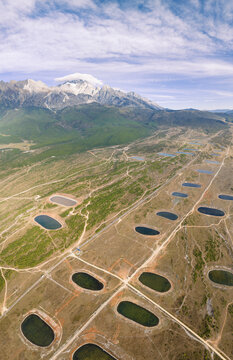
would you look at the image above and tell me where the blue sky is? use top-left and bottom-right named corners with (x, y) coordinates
top-left (1, 0), bottom-right (233, 109)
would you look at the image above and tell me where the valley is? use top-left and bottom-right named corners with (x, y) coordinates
top-left (0, 118), bottom-right (232, 360)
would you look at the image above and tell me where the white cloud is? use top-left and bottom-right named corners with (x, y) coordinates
top-left (209, 90), bottom-right (233, 97)
top-left (55, 72), bottom-right (103, 86)
top-left (1, 0), bottom-right (233, 109)
top-left (62, 0), bottom-right (96, 9)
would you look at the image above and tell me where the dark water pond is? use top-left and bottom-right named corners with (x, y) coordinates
top-left (117, 301), bottom-right (159, 327)
top-left (196, 169), bottom-right (213, 174)
top-left (72, 272), bottom-right (103, 291)
top-left (73, 344), bottom-right (116, 360)
top-left (34, 215), bottom-right (62, 230)
top-left (50, 195), bottom-right (77, 207)
top-left (21, 314), bottom-right (54, 347)
top-left (172, 192), bottom-right (188, 198)
top-left (209, 270), bottom-right (233, 286)
top-left (197, 207), bottom-right (225, 217)
top-left (135, 226), bottom-right (160, 236)
top-left (139, 272), bottom-right (171, 292)
top-left (211, 153), bottom-right (220, 156)
top-left (218, 194), bottom-right (233, 201)
top-left (156, 211), bottom-right (178, 221)
top-left (182, 183), bottom-right (201, 188)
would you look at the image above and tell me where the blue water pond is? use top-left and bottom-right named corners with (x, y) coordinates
top-left (158, 152), bottom-right (176, 157)
top-left (34, 215), bottom-right (62, 230)
top-left (182, 183), bottom-right (201, 188)
top-left (172, 192), bottom-right (188, 198)
top-left (218, 194), bottom-right (233, 201)
top-left (197, 207), bottom-right (225, 217)
top-left (196, 169), bottom-right (213, 174)
top-left (156, 211), bottom-right (178, 221)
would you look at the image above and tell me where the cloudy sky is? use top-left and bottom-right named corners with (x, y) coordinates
top-left (1, 0), bottom-right (233, 109)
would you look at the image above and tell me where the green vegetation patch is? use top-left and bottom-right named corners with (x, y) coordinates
top-left (0, 272), bottom-right (4, 293)
top-left (228, 304), bottom-right (233, 317)
top-left (0, 226), bottom-right (54, 268)
top-left (192, 247), bottom-right (205, 282)
top-left (204, 233), bottom-right (221, 262)
top-left (200, 313), bottom-right (219, 339)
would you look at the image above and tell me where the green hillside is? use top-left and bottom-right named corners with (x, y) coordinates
top-left (0, 104), bottom-right (228, 169)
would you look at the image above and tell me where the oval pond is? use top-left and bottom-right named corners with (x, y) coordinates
top-left (176, 151), bottom-right (193, 155)
top-left (130, 156), bottom-right (145, 161)
top-left (218, 194), bottom-right (233, 201)
top-left (172, 192), bottom-right (188, 198)
top-left (21, 314), bottom-right (54, 347)
top-left (197, 207), bottom-right (225, 217)
top-left (117, 301), bottom-right (159, 327)
top-left (209, 270), bottom-right (233, 286)
top-left (73, 343), bottom-right (116, 360)
top-left (50, 195), bottom-right (77, 207)
top-left (135, 226), bottom-right (160, 236)
top-left (158, 152), bottom-right (176, 157)
top-left (182, 183), bottom-right (201, 188)
top-left (72, 272), bottom-right (104, 291)
top-left (34, 215), bottom-right (62, 230)
top-left (156, 211), bottom-right (178, 221)
top-left (205, 160), bottom-right (220, 164)
top-left (139, 272), bottom-right (171, 293)
top-left (196, 169), bottom-right (213, 174)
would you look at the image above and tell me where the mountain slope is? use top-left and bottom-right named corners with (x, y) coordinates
top-left (0, 104), bottom-right (227, 147)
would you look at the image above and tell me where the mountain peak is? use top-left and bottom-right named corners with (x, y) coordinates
top-left (57, 79), bottom-right (100, 96)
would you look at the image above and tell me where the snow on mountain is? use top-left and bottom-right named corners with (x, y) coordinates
top-left (57, 80), bottom-right (100, 96)
top-left (23, 79), bottom-right (49, 93)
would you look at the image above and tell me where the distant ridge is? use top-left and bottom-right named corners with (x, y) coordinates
top-left (208, 109), bottom-right (233, 114)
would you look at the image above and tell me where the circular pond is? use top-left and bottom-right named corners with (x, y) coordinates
top-left (34, 215), bottom-right (62, 230)
top-left (73, 343), bottom-right (116, 360)
top-left (197, 207), bottom-right (225, 217)
top-left (135, 226), bottom-right (160, 236)
top-left (117, 301), bottom-right (159, 327)
top-left (218, 194), bottom-right (233, 201)
top-left (156, 211), bottom-right (178, 221)
top-left (21, 314), bottom-right (54, 347)
top-left (209, 270), bottom-right (233, 286)
top-left (182, 182), bottom-right (201, 188)
top-left (72, 272), bottom-right (104, 291)
top-left (139, 272), bottom-right (171, 293)
top-left (172, 192), bottom-right (188, 198)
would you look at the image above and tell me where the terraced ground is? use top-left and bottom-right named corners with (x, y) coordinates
top-left (0, 125), bottom-right (232, 360)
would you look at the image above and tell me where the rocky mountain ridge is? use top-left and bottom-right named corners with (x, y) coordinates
top-left (0, 79), bottom-right (163, 110)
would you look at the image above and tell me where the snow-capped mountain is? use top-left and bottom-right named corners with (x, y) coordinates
top-left (0, 79), bottom-right (163, 110)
